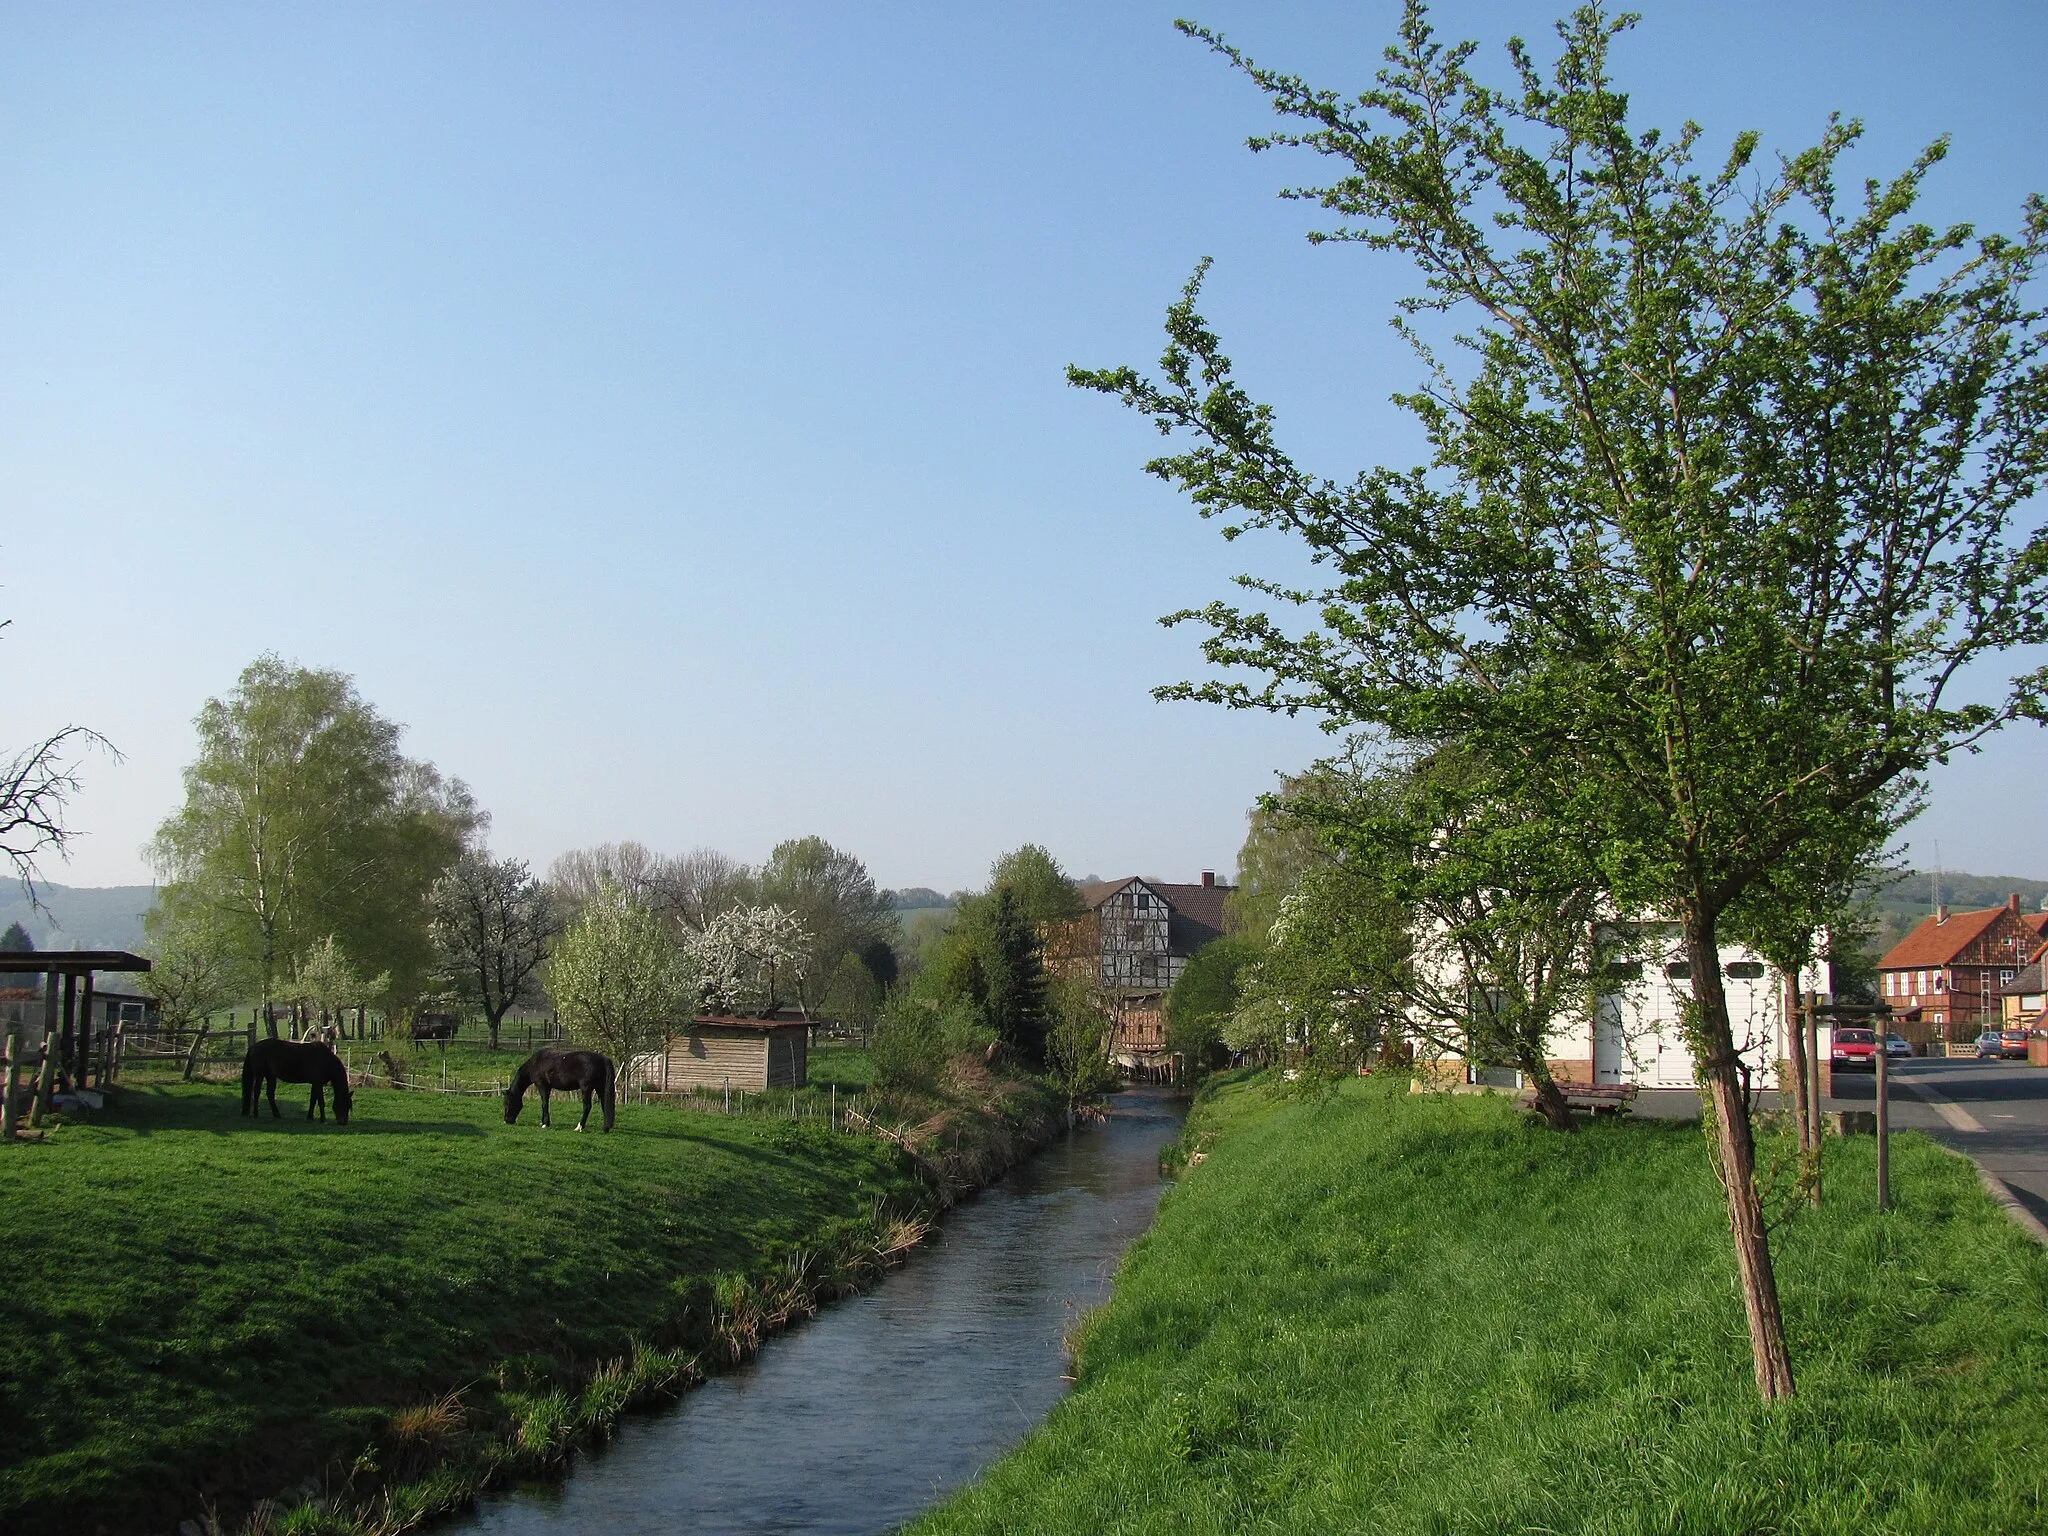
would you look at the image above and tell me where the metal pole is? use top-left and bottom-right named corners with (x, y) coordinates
top-left (1876, 1030), bottom-right (1891, 1212)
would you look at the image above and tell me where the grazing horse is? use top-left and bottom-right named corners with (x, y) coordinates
top-left (242, 1037), bottom-right (354, 1124)
top-left (504, 1048), bottom-right (616, 1132)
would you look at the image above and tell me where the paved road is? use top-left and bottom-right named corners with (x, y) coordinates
top-left (1633, 1059), bottom-right (2048, 1235)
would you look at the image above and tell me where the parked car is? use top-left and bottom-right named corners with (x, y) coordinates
top-left (1885, 1033), bottom-right (1912, 1059)
top-left (1831, 1027), bottom-right (1880, 1071)
top-left (1976, 1029), bottom-right (2006, 1059)
top-left (2002, 1028), bottom-right (2030, 1060)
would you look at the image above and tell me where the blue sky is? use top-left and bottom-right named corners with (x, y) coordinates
top-left (4, 1), bottom-right (2044, 893)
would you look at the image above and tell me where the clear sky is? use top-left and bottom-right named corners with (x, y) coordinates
top-left (5, 1), bottom-right (2043, 894)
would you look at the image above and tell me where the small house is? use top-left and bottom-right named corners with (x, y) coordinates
top-left (1997, 962), bottom-right (2047, 1028)
top-left (1877, 896), bottom-right (2043, 1036)
top-left (1048, 872), bottom-right (1235, 1073)
top-left (653, 1013), bottom-right (809, 1093)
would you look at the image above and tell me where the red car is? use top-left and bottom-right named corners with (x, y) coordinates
top-left (1831, 1027), bottom-right (1881, 1072)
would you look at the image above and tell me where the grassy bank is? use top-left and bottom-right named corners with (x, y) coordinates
top-left (916, 1075), bottom-right (2048, 1535)
top-left (1, 1052), bottom-right (1060, 1536)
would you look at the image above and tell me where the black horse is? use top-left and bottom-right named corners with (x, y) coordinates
top-left (504, 1048), bottom-right (616, 1132)
top-left (242, 1037), bottom-right (354, 1124)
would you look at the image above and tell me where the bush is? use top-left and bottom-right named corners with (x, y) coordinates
top-left (871, 998), bottom-right (948, 1092)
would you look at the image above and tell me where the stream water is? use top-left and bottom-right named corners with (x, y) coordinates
top-left (458, 1088), bottom-right (1186, 1536)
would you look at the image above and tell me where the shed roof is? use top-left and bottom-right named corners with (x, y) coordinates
top-left (0, 950), bottom-right (150, 975)
top-left (1996, 961), bottom-right (2048, 998)
top-left (1877, 908), bottom-right (2011, 970)
top-left (688, 1014), bottom-right (812, 1032)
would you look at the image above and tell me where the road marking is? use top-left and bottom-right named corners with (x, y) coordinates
top-left (1903, 1078), bottom-right (1986, 1134)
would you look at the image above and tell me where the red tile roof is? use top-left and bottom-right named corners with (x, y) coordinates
top-left (1879, 906), bottom-right (2012, 969)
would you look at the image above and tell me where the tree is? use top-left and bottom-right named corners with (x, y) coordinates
top-left (287, 934), bottom-right (388, 1039)
top-left (1043, 971), bottom-right (1121, 1126)
top-left (988, 845), bottom-right (1084, 927)
top-left (758, 836), bottom-right (894, 1013)
top-left (1164, 933), bottom-right (1260, 1071)
top-left (0, 922), bottom-right (32, 953)
top-left (150, 657), bottom-right (477, 1030)
top-left (1310, 748), bottom-right (1620, 1131)
top-left (820, 951), bottom-right (884, 1044)
top-left (643, 846), bottom-right (759, 932)
top-left (971, 888), bottom-right (1050, 1066)
top-left (685, 904), bottom-right (810, 1016)
top-left (1227, 862), bottom-right (1407, 1079)
top-left (432, 851), bottom-right (561, 1050)
top-left (1076, 5), bottom-right (2048, 1399)
top-left (144, 887), bottom-right (250, 1036)
top-left (1, 623), bottom-right (115, 901)
top-left (544, 884), bottom-right (694, 1072)
top-left (1226, 775), bottom-right (1337, 940)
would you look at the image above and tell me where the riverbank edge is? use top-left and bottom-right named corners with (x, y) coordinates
top-left (261, 1069), bottom-right (1072, 1536)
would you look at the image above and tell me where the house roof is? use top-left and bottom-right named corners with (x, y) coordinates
top-left (2025, 911), bottom-right (2048, 939)
top-left (1878, 907), bottom-right (2015, 970)
top-left (1076, 876), bottom-right (1235, 956)
top-left (1996, 962), bottom-right (2048, 998)
top-left (0, 950), bottom-right (150, 975)
top-left (688, 1014), bottom-right (811, 1033)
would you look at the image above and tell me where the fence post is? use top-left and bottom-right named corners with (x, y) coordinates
top-left (28, 1043), bottom-right (55, 1128)
top-left (2, 1025), bottom-right (19, 1139)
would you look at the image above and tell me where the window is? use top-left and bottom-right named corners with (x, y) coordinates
top-left (1724, 961), bottom-right (1765, 980)
top-left (2000, 969), bottom-right (2017, 984)
top-left (1665, 961), bottom-right (1692, 980)
top-left (1934, 973), bottom-right (1947, 991)
top-left (1135, 892), bottom-right (1151, 910)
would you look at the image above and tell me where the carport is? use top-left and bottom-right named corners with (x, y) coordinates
top-left (0, 950), bottom-right (150, 1132)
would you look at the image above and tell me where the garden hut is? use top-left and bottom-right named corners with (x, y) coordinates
top-left (0, 950), bottom-right (151, 1095)
top-left (657, 1012), bottom-right (810, 1093)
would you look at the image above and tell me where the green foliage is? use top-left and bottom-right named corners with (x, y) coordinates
top-left (141, 889), bottom-right (249, 1029)
top-left (821, 951), bottom-right (884, 1043)
top-left (758, 836), bottom-right (895, 1014)
top-left (0, 1081), bottom-right (918, 1536)
top-left (914, 1079), bottom-right (2048, 1535)
top-left (1163, 935), bottom-right (1260, 1070)
top-left (0, 921), bottom-right (31, 952)
top-left (869, 994), bottom-right (949, 1093)
top-left (149, 656), bottom-right (478, 1014)
top-left (1227, 862), bottom-right (1407, 1080)
top-left (987, 844), bottom-right (1083, 927)
top-left (1042, 972), bottom-right (1120, 1119)
top-left (431, 850), bottom-right (560, 1047)
top-left (1225, 777), bottom-right (1336, 941)
top-left (543, 884), bottom-right (694, 1067)
top-left (969, 888), bottom-right (1049, 1066)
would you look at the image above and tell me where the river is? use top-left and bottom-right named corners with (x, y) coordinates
top-left (458, 1087), bottom-right (1186, 1536)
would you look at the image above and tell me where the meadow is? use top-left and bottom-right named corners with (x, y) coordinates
top-left (0, 1071), bottom-right (920, 1535)
top-left (916, 1075), bottom-right (2048, 1536)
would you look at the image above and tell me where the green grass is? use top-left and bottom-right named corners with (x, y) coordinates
top-left (0, 1079), bottom-right (920, 1535)
top-left (915, 1074), bottom-right (2048, 1535)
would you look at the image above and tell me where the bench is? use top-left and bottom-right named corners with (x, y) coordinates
top-left (1517, 1082), bottom-right (1639, 1118)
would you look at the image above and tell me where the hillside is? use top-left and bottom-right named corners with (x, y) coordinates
top-left (0, 883), bottom-right (156, 952)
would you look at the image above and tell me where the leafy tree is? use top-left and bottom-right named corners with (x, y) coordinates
top-left (1226, 775), bottom-right (1338, 940)
top-left (432, 851), bottom-right (561, 1050)
top-left (1076, 4), bottom-right (2048, 1400)
top-left (141, 893), bottom-right (246, 1031)
top-left (988, 844), bottom-right (1084, 927)
top-left (287, 935), bottom-right (388, 1039)
top-left (1164, 933), bottom-right (1260, 1071)
top-left (758, 836), bottom-right (894, 1014)
top-left (1043, 971), bottom-right (1121, 1125)
top-left (820, 951), bottom-right (884, 1044)
top-left (1227, 862), bottom-right (1407, 1080)
top-left (0, 922), bottom-right (32, 953)
top-left (544, 884), bottom-right (694, 1072)
top-left (685, 904), bottom-right (810, 1015)
top-left (150, 656), bottom-right (476, 1031)
top-left (968, 888), bottom-right (1048, 1065)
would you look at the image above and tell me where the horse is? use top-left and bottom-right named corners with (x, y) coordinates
top-left (242, 1037), bottom-right (354, 1125)
top-left (503, 1048), bottom-right (616, 1132)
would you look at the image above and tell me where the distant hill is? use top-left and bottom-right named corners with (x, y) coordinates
top-left (0, 883), bottom-right (157, 952)
top-left (887, 888), bottom-right (952, 910)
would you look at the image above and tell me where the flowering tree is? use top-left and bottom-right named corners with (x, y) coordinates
top-left (544, 884), bottom-right (695, 1069)
top-left (684, 904), bottom-right (810, 1016)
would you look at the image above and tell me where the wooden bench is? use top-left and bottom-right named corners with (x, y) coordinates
top-left (1517, 1082), bottom-right (1639, 1117)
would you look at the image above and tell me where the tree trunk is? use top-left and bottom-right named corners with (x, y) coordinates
top-left (1783, 973), bottom-right (1813, 1157)
top-left (1519, 1048), bottom-right (1578, 1133)
top-left (1684, 908), bottom-right (1796, 1401)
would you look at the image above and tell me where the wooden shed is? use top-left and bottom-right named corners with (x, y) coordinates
top-left (657, 1014), bottom-right (809, 1093)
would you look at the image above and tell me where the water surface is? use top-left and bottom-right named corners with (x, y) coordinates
top-left (461, 1089), bottom-right (1184, 1536)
